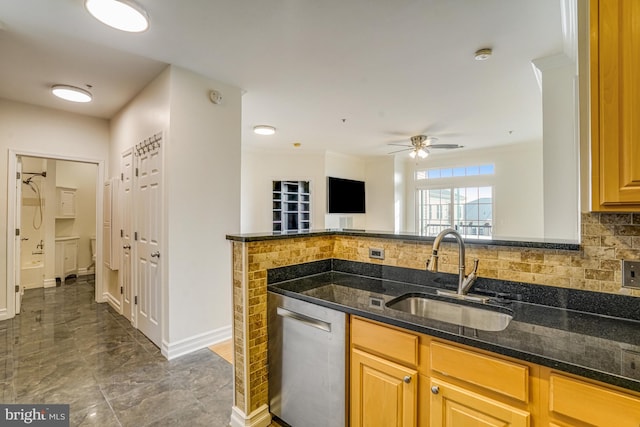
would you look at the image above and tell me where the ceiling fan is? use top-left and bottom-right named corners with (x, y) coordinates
top-left (388, 135), bottom-right (463, 158)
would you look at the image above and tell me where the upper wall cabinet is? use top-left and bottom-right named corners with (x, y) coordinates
top-left (591, 0), bottom-right (640, 211)
top-left (56, 187), bottom-right (76, 218)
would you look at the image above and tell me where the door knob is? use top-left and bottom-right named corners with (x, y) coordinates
top-left (431, 386), bottom-right (439, 394)
top-left (123, 244), bottom-right (131, 249)
top-left (151, 251), bottom-right (160, 258)
top-left (403, 376), bottom-right (411, 384)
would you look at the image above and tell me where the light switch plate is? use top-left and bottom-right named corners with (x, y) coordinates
top-left (622, 260), bottom-right (640, 289)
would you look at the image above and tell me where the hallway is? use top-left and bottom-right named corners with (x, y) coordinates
top-left (0, 278), bottom-right (233, 426)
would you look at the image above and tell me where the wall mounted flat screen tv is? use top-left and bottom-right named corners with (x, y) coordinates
top-left (327, 177), bottom-right (366, 213)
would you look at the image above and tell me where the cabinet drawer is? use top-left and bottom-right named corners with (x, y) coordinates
top-left (549, 374), bottom-right (640, 426)
top-left (351, 317), bottom-right (418, 367)
top-left (430, 341), bottom-right (529, 402)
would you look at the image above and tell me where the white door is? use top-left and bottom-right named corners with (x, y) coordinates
top-left (15, 157), bottom-right (23, 314)
top-left (121, 148), bottom-right (134, 321)
top-left (134, 142), bottom-right (162, 346)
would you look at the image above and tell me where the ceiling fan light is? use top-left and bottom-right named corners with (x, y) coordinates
top-left (409, 150), bottom-right (417, 159)
top-left (51, 85), bottom-right (93, 103)
top-left (417, 148), bottom-right (428, 158)
top-left (85, 0), bottom-right (149, 33)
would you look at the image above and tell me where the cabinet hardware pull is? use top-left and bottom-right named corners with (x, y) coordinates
top-left (123, 244), bottom-right (131, 249)
top-left (403, 376), bottom-right (411, 384)
top-left (151, 251), bottom-right (160, 258)
top-left (431, 386), bottom-right (439, 394)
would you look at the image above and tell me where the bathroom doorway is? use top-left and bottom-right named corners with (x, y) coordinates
top-left (7, 149), bottom-right (105, 319)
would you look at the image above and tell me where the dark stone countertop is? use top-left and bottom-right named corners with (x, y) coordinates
top-left (226, 229), bottom-right (580, 250)
top-left (268, 270), bottom-right (640, 393)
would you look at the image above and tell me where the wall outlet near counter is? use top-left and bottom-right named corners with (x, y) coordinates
top-left (369, 248), bottom-right (385, 260)
top-left (622, 260), bottom-right (640, 289)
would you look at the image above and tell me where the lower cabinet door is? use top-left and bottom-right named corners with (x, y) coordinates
top-left (351, 348), bottom-right (417, 427)
top-left (430, 378), bottom-right (530, 427)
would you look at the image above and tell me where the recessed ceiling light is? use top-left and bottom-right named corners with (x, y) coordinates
top-left (254, 125), bottom-right (276, 135)
top-left (51, 85), bottom-right (93, 103)
top-left (85, 0), bottom-right (149, 33)
top-left (474, 48), bottom-right (493, 61)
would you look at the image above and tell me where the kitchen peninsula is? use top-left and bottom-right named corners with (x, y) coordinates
top-left (227, 220), bottom-right (640, 427)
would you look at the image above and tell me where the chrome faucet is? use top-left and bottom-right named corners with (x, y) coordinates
top-left (427, 228), bottom-right (479, 296)
top-left (36, 240), bottom-right (44, 250)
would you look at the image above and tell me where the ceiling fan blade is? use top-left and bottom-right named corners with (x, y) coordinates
top-left (387, 147), bottom-right (412, 154)
top-left (387, 142), bottom-right (412, 147)
top-left (425, 144), bottom-right (464, 149)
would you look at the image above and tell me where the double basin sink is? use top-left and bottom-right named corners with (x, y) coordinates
top-left (385, 293), bottom-right (513, 332)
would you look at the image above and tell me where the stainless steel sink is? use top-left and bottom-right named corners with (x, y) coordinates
top-left (386, 294), bottom-right (513, 332)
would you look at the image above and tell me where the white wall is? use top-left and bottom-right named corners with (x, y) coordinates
top-left (365, 156), bottom-right (395, 232)
top-left (110, 64), bottom-right (242, 354)
top-left (165, 66), bottom-right (241, 346)
top-left (535, 54), bottom-right (580, 241)
top-left (56, 160), bottom-right (97, 270)
top-left (241, 149), bottom-right (326, 233)
top-left (0, 99), bottom-right (109, 319)
top-left (405, 141), bottom-right (545, 240)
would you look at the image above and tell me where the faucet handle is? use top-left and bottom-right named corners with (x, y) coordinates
top-left (471, 258), bottom-right (479, 273)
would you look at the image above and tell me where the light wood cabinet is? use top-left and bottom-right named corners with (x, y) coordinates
top-left (590, 0), bottom-right (640, 210)
top-left (351, 348), bottom-right (417, 427)
top-left (350, 316), bottom-right (640, 427)
top-left (429, 378), bottom-right (529, 427)
top-left (543, 371), bottom-right (640, 427)
top-left (350, 317), bottom-right (419, 427)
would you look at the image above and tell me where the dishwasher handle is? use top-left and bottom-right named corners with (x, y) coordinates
top-left (276, 306), bottom-right (332, 332)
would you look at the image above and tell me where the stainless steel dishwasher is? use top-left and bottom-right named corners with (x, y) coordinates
top-left (268, 291), bottom-right (347, 427)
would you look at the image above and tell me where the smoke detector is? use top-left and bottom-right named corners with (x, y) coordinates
top-left (474, 48), bottom-right (492, 61)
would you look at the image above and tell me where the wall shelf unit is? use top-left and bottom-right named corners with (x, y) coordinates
top-left (272, 180), bottom-right (310, 232)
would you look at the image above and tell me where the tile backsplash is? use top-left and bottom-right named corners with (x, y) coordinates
top-left (333, 212), bottom-right (640, 297)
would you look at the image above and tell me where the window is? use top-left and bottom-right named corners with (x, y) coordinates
top-left (416, 164), bottom-right (494, 180)
top-left (417, 186), bottom-right (493, 238)
top-left (272, 181), bottom-right (310, 232)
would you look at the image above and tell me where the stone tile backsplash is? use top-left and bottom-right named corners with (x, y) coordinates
top-left (333, 212), bottom-right (640, 297)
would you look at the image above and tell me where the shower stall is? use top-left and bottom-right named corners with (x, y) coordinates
top-left (20, 162), bottom-right (47, 289)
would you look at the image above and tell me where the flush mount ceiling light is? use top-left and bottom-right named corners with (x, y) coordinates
top-left (474, 48), bottom-right (493, 61)
top-left (85, 0), bottom-right (149, 32)
top-left (51, 85), bottom-right (93, 103)
top-left (254, 125), bottom-right (276, 135)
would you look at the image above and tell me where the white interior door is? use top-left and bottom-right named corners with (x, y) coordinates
top-left (134, 141), bottom-right (162, 346)
top-left (15, 157), bottom-right (23, 314)
top-left (121, 148), bottom-right (134, 321)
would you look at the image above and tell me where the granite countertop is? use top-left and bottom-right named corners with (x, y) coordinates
top-left (226, 229), bottom-right (580, 250)
top-left (268, 270), bottom-right (640, 393)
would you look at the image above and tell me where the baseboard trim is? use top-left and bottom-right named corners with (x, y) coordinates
top-left (78, 267), bottom-right (95, 276)
top-left (161, 325), bottom-right (232, 360)
top-left (105, 292), bottom-right (121, 311)
top-left (230, 405), bottom-right (271, 427)
top-left (43, 278), bottom-right (57, 288)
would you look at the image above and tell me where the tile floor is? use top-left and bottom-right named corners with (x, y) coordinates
top-left (0, 277), bottom-right (233, 426)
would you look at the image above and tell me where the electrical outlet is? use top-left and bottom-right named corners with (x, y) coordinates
top-left (622, 260), bottom-right (640, 289)
top-left (369, 248), bottom-right (385, 260)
